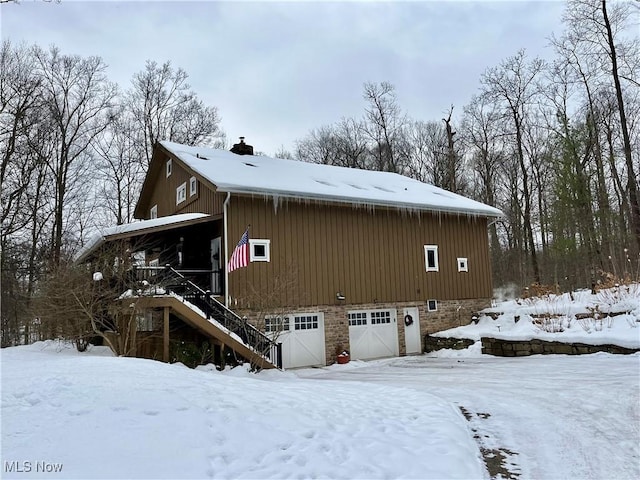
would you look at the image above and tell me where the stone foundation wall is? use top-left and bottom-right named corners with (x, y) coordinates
top-left (238, 297), bottom-right (491, 365)
top-left (481, 337), bottom-right (640, 356)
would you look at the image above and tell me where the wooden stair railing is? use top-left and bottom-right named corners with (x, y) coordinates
top-left (133, 265), bottom-right (282, 369)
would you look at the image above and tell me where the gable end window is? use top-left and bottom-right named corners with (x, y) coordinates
top-left (457, 257), bottom-right (468, 272)
top-left (249, 239), bottom-right (271, 262)
top-left (166, 159), bottom-right (172, 177)
top-left (189, 176), bottom-right (197, 197)
top-left (176, 182), bottom-right (187, 205)
top-left (424, 245), bottom-right (439, 272)
top-left (150, 204), bottom-right (158, 219)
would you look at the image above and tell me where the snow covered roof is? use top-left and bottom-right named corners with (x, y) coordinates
top-left (160, 141), bottom-right (503, 218)
top-left (74, 213), bottom-right (211, 263)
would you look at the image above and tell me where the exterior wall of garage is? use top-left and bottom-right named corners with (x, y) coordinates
top-left (227, 195), bottom-right (493, 308)
top-left (239, 297), bottom-right (490, 367)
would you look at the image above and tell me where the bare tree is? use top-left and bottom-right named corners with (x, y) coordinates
top-left (461, 94), bottom-right (505, 259)
top-left (362, 81), bottom-right (408, 173)
top-left (559, 0), bottom-right (640, 252)
top-left (0, 40), bottom-right (42, 236)
top-left (33, 242), bottom-right (146, 355)
top-left (32, 45), bottom-right (118, 264)
top-left (129, 60), bottom-right (225, 166)
top-left (480, 50), bottom-right (545, 284)
top-left (93, 115), bottom-right (145, 225)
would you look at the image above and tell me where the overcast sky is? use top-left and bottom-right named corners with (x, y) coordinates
top-left (1, 0), bottom-right (567, 156)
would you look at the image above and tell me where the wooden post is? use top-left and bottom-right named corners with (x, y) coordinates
top-left (163, 307), bottom-right (170, 362)
top-left (130, 312), bottom-right (137, 357)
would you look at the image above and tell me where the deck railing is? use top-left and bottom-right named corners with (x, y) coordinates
top-left (132, 265), bottom-right (282, 369)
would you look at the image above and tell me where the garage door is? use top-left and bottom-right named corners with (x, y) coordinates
top-left (348, 309), bottom-right (399, 360)
top-left (266, 313), bottom-right (326, 369)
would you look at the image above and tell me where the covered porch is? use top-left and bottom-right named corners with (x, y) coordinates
top-left (76, 213), bottom-right (225, 296)
top-left (74, 214), bottom-right (281, 369)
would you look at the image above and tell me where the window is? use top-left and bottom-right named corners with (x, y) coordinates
top-left (265, 316), bottom-right (289, 333)
top-left (349, 309), bottom-right (394, 326)
top-left (176, 182), bottom-right (186, 205)
top-left (424, 245), bottom-right (439, 272)
top-left (148, 258), bottom-right (159, 276)
top-left (150, 204), bottom-right (158, 219)
top-left (457, 257), bottom-right (468, 272)
top-left (294, 315), bottom-right (319, 330)
top-left (427, 299), bottom-right (438, 312)
top-left (348, 312), bottom-right (367, 326)
top-left (136, 311), bottom-right (160, 331)
top-left (166, 159), bottom-right (172, 177)
top-left (370, 310), bottom-right (391, 324)
top-left (249, 239), bottom-right (271, 262)
top-left (189, 176), bottom-right (197, 197)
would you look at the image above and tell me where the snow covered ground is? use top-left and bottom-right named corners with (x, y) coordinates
top-left (2, 285), bottom-right (639, 479)
top-left (439, 284), bottom-right (640, 349)
top-left (2, 342), bottom-right (482, 479)
top-left (2, 340), bottom-right (639, 479)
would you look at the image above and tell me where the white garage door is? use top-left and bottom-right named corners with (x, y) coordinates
top-left (348, 309), bottom-right (399, 360)
top-left (266, 313), bottom-right (326, 369)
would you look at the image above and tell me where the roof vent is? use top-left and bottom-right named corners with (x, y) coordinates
top-left (230, 136), bottom-right (254, 156)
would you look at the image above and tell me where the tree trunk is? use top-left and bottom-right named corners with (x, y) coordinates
top-left (602, 0), bottom-right (640, 252)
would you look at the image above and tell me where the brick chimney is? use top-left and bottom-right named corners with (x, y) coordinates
top-left (230, 136), bottom-right (254, 156)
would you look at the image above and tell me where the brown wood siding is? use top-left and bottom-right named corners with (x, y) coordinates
top-left (228, 196), bottom-right (493, 308)
top-left (142, 151), bottom-right (226, 219)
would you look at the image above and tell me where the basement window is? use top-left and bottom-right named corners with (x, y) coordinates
top-left (189, 176), bottom-right (197, 197)
top-left (427, 299), bottom-right (438, 312)
top-left (249, 239), bottom-right (271, 262)
top-left (457, 257), bottom-right (468, 272)
top-left (136, 311), bottom-right (160, 331)
top-left (424, 245), bottom-right (439, 272)
top-left (150, 204), bottom-right (158, 219)
top-left (166, 159), bottom-right (172, 177)
top-left (176, 182), bottom-right (186, 205)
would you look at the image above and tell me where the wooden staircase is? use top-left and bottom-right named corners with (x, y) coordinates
top-left (133, 266), bottom-right (282, 370)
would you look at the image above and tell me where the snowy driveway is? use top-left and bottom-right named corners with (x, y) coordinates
top-left (297, 352), bottom-right (640, 480)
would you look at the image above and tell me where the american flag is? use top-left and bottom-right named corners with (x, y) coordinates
top-left (228, 228), bottom-right (249, 272)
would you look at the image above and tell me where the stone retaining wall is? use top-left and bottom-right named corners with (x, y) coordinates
top-left (424, 334), bottom-right (476, 352)
top-left (480, 337), bottom-right (639, 356)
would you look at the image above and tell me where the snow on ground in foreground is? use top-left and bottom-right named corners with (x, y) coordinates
top-left (435, 284), bottom-right (640, 348)
top-left (1, 341), bottom-right (482, 479)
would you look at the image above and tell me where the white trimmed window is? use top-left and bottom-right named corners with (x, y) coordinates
top-left (348, 311), bottom-right (367, 326)
top-left (294, 314), bottom-right (319, 330)
top-left (457, 257), bottom-right (468, 272)
top-left (166, 159), bottom-right (172, 177)
top-left (424, 245), bottom-right (439, 272)
top-left (176, 182), bottom-right (187, 205)
top-left (189, 176), bottom-right (197, 197)
top-left (150, 204), bottom-right (158, 219)
top-left (265, 316), bottom-right (290, 333)
top-left (370, 310), bottom-right (392, 324)
top-left (427, 299), bottom-right (438, 312)
top-left (249, 239), bottom-right (271, 262)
